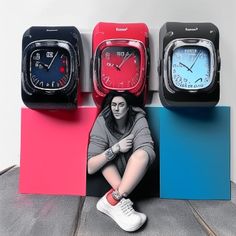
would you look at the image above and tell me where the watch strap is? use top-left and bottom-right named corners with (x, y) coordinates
top-left (92, 22), bottom-right (149, 53)
top-left (23, 26), bottom-right (82, 50)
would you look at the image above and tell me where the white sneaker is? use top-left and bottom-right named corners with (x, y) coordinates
top-left (96, 195), bottom-right (144, 232)
top-left (120, 198), bottom-right (147, 225)
top-left (136, 211), bottom-right (147, 225)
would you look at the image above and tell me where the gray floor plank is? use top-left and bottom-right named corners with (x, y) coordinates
top-left (2, 167), bottom-right (236, 236)
top-left (189, 200), bottom-right (236, 236)
top-left (0, 165), bottom-right (16, 175)
top-left (0, 167), bottom-right (83, 236)
top-left (77, 196), bottom-right (207, 236)
top-left (231, 182), bottom-right (236, 205)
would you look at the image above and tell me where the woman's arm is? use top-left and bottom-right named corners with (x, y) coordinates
top-left (88, 134), bottom-right (134, 174)
top-left (87, 151), bottom-right (108, 175)
top-left (87, 144), bottom-right (120, 174)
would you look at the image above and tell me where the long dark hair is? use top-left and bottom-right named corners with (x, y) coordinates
top-left (101, 91), bottom-right (139, 135)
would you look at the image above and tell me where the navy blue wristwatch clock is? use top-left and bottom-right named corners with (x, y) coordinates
top-left (158, 22), bottom-right (220, 107)
top-left (21, 26), bottom-right (82, 109)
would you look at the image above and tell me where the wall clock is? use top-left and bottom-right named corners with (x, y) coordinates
top-left (22, 26), bottom-right (82, 109)
top-left (92, 22), bottom-right (150, 107)
top-left (159, 22), bottom-right (220, 107)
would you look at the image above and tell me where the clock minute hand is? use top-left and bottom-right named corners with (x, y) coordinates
top-left (189, 51), bottom-right (201, 70)
top-left (118, 53), bottom-right (133, 69)
top-left (47, 51), bottom-right (58, 70)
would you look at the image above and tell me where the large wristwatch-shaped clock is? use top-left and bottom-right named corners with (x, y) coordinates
top-left (92, 22), bottom-right (150, 107)
top-left (21, 26), bottom-right (82, 109)
top-left (158, 22), bottom-right (220, 107)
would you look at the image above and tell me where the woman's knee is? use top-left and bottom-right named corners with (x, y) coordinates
top-left (87, 162), bottom-right (95, 175)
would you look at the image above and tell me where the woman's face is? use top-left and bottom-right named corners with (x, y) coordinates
top-left (111, 96), bottom-right (129, 120)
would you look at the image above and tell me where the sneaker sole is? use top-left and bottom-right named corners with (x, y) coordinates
top-left (96, 198), bottom-right (143, 232)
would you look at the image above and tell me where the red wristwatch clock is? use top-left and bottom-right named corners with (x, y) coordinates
top-left (92, 22), bottom-right (150, 107)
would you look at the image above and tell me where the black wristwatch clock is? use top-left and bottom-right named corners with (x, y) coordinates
top-left (158, 22), bottom-right (220, 107)
top-left (21, 26), bottom-right (82, 109)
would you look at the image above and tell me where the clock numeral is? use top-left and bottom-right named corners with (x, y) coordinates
top-left (32, 75), bottom-right (36, 81)
top-left (131, 78), bottom-right (138, 86)
top-left (174, 53), bottom-right (181, 59)
top-left (46, 51), bottom-right (54, 58)
top-left (102, 76), bottom-right (110, 84)
top-left (105, 52), bottom-right (110, 60)
top-left (117, 52), bottom-right (125, 57)
top-left (106, 62), bottom-right (113, 67)
top-left (59, 77), bottom-right (68, 87)
top-left (173, 64), bottom-right (180, 68)
top-left (32, 76), bottom-right (40, 86)
top-left (33, 53), bottom-right (40, 60)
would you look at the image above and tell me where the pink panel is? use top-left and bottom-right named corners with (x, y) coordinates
top-left (19, 107), bottom-right (98, 196)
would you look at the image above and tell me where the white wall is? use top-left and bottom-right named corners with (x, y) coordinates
top-left (0, 0), bottom-right (235, 182)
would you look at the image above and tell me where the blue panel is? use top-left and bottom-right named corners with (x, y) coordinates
top-left (159, 107), bottom-right (230, 200)
top-left (146, 106), bottom-right (230, 200)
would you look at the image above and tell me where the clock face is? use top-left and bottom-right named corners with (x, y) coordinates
top-left (30, 48), bottom-right (70, 90)
top-left (171, 46), bottom-right (211, 90)
top-left (100, 46), bottom-right (140, 90)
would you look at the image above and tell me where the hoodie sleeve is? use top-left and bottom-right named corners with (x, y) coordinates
top-left (87, 116), bottom-right (109, 159)
top-left (132, 117), bottom-right (156, 165)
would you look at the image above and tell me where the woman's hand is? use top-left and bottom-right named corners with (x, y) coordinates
top-left (116, 134), bottom-right (134, 153)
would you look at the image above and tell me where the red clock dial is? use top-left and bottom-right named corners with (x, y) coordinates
top-left (100, 46), bottom-right (140, 90)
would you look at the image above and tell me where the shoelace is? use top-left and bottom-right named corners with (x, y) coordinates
top-left (120, 199), bottom-right (135, 216)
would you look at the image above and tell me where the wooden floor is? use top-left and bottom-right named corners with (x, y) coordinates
top-left (1, 167), bottom-right (236, 236)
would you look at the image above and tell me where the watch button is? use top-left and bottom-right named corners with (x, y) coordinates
top-left (217, 50), bottom-right (221, 71)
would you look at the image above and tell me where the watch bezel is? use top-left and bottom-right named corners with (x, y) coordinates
top-left (163, 38), bottom-right (217, 94)
top-left (93, 39), bottom-right (147, 98)
top-left (22, 40), bottom-right (77, 94)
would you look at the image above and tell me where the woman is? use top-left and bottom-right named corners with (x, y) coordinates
top-left (87, 91), bottom-right (156, 232)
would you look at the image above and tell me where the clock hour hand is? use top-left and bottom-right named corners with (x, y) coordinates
top-left (113, 64), bottom-right (121, 71)
top-left (38, 61), bottom-right (49, 69)
top-left (47, 51), bottom-right (58, 70)
top-left (179, 62), bottom-right (193, 73)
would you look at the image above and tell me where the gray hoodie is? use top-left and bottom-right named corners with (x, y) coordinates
top-left (87, 107), bottom-right (156, 175)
